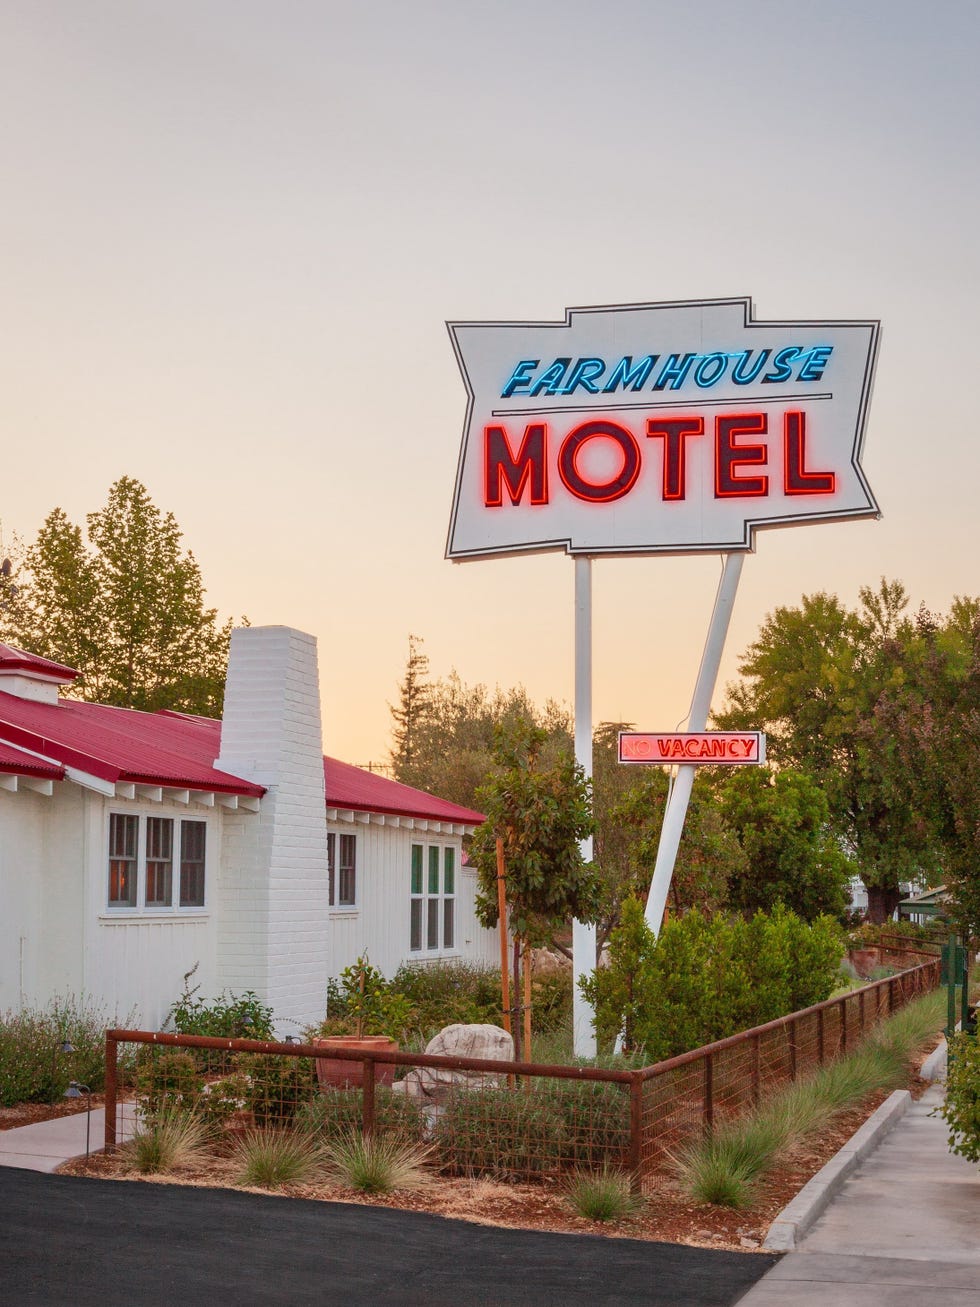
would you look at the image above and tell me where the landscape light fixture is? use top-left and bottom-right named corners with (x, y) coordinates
top-left (63, 1080), bottom-right (92, 1158)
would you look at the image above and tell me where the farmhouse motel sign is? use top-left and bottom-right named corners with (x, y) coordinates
top-left (446, 298), bottom-right (879, 559)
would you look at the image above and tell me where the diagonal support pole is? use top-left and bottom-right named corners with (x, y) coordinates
top-left (644, 552), bottom-right (745, 934)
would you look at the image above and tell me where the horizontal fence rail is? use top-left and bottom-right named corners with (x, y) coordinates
top-left (104, 949), bottom-right (939, 1190)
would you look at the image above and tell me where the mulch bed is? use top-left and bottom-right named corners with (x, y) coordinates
top-left (9, 1035), bottom-right (941, 1253)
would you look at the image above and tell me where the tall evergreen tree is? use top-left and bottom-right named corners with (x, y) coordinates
top-left (388, 634), bottom-right (432, 788)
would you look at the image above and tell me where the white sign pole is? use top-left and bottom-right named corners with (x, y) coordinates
top-left (572, 555), bottom-right (597, 1058)
top-left (644, 552), bottom-right (744, 935)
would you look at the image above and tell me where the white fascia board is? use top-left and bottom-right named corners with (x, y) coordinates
top-left (65, 766), bottom-right (116, 797)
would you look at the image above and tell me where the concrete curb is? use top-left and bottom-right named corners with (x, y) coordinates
top-left (919, 1034), bottom-right (948, 1083)
top-left (762, 1088), bottom-right (911, 1252)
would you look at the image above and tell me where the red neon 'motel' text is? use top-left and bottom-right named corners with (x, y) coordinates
top-left (483, 412), bottom-right (836, 507)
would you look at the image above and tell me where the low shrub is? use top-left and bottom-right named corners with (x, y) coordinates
top-left (0, 996), bottom-right (122, 1106)
top-left (551, 1078), bottom-right (631, 1168)
top-left (582, 899), bottom-right (844, 1061)
top-left (940, 1032), bottom-right (980, 1164)
top-left (434, 1085), bottom-right (567, 1178)
top-left (851, 920), bottom-right (941, 950)
top-left (135, 1049), bottom-right (204, 1119)
top-left (167, 981), bottom-right (274, 1072)
top-left (235, 1053), bottom-right (317, 1126)
top-left (294, 1086), bottom-right (425, 1142)
top-left (390, 961), bottom-right (503, 1040)
top-left (529, 969), bottom-right (573, 1034)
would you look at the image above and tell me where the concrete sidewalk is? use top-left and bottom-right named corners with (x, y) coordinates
top-left (739, 1080), bottom-right (980, 1305)
top-left (0, 1106), bottom-right (129, 1172)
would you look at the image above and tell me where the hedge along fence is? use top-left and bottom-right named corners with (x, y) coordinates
top-left (103, 949), bottom-right (940, 1191)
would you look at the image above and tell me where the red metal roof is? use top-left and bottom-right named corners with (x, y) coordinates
top-left (0, 692), bottom-right (263, 796)
top-left (0, 688), bottom-right (485, 823)
top-left (323, 756), bottom-right (484, 826)
top-left (0, 741), bottom-right (65, 779)
top-left (0, 643), bottom-right (79, 683)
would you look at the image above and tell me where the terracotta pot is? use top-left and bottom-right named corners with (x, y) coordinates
top-left (312, 1036), bottom-right (398, 1090)
top-left (848, 947), bottom-right (879, 978)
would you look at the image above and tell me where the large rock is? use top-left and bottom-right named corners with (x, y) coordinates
top-left (531, 947), bottom-right (571, 978)
top-left (397, 1023), bottom-right (514, 1103)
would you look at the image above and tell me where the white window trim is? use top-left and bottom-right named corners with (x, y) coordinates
top-left (410, 841), bottom-right (457, 957)
top-left (327, 830), bottom-right (358, 912)
top-left (104, 808), bottom-right (211, 917)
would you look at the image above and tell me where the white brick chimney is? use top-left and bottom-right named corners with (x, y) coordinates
top-left (214, 626), bottom-right (330, 1032)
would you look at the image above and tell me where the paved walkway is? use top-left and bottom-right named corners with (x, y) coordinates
top-left (0, 1106), bottom-right (135, 1171)
top-left (741, 1081), bottom-right (980, 1305)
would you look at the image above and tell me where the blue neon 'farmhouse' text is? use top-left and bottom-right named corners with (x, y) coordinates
top-left (500, 347), bottom-right (833, 398)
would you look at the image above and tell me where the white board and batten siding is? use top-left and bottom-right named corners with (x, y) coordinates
top-left (326, 812), bottom-right (497, 983)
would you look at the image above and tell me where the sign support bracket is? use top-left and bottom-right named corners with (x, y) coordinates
top-left (644, 551), bottom-right (744, 934)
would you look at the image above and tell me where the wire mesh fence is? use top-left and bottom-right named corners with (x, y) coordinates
top-left (104, 950), bottom-right (939, 1190)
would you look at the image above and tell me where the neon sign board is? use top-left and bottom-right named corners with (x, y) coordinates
top-left (447, 298), bottom-right (879, 559)
top-left (619, 731), bottom-right (766, 765)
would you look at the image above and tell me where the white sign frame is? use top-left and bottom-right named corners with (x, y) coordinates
top-left (447, 297), bottom-right (879, 561)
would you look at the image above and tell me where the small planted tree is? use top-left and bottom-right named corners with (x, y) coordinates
top-left (470, 716), bottom-right (601, 1058)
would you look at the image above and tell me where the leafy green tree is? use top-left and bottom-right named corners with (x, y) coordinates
top-left (717, 765), bottom-right (854, 921)
top-left (471, 716), bottom-right (600, 944)
top-left (2, 477), bottom-right (235, 716)
top-left (470, 715), bottom-right (601, 1054)
top-left (874, 601), bottom-right (980, 933)
top-left (717, 579), bottom-right (938, 921)
top-left (591, 722), bottom-right (742, 944)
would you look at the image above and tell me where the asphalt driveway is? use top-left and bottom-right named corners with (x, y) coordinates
top-left (0, 1167), bottom-right (778, 1306)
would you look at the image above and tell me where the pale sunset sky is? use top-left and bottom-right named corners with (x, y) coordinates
top-left (1, 1), bottom-right (977, 766)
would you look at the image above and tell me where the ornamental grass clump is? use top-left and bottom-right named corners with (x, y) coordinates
top-left (676, 990), bottom-right (944, 1208)
top-left (124, 1110), bottom-right (212, 1175)
top-left (564, 1164), bottom-right (643, 1223)
top-left (320, 1129), bottom-right (432, 1194)
top-left (231, 1127), bottom-right (324, 1189)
